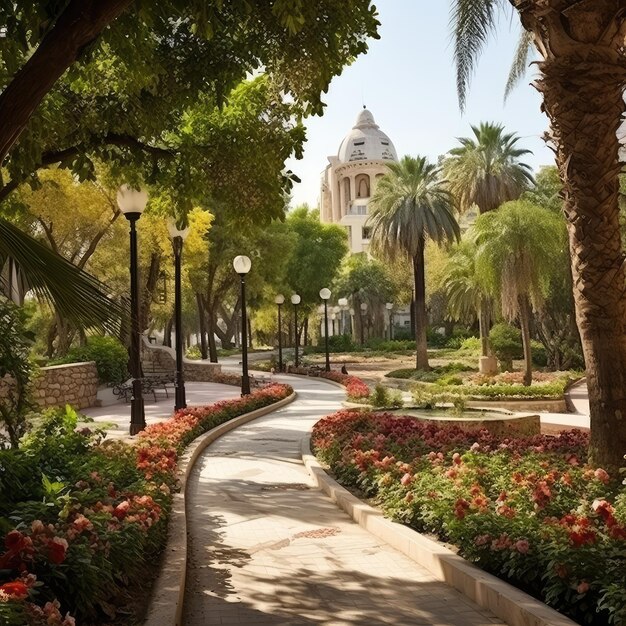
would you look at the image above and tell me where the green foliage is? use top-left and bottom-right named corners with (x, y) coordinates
top-left (53, 336), bottom-right (129, 385)
top-left (283, 206), bottom-right (349, 307)
top-left (334, 254), bottom-right (398, 307)
top-left (387, 362), bottom-right (474, 382)
top-left (489, 323), bottom-right (523, 366)
top-left (369, 155), bottom-right (461, 261)
top-left (327, 334), bottom-right (356, 353)
top-left (444, 122), bottom-right (533, 214)
top-left (370, 385), bottom-right (404, 409)
top-left (0, 299), bottom-right (35, 448)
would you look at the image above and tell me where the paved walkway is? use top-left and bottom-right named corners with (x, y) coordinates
top-left (182, 375), bottom-right (506, 626)
top-left (81, 382), bottom-right (240, 440)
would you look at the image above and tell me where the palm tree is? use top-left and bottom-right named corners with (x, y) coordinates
top-left (369, 156), bottom-right (460, 370)
top-left (0, 219), bottom-right (124, 333)
top-left (450, 1), bottom-right (626, 471)
top-left (444, 122), bottom-right (534, 215)
top-left (443, 122), bottom-right (533, 363)
top-left (471, 200), bottom-right (564, 386)
top-left (442, 239), bottom-right (492, 356)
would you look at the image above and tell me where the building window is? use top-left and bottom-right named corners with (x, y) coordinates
top-left (362, 226), bottom-right (372, 240)
top-left (355, 173), bottom-right (370, 198)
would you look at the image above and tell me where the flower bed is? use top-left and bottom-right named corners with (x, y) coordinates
top-left (0, 384), bottom-right (292, 626)
top-left (312, 410), bottom-right (626, 625)
top-left (318, 370), bottom-right (370, 402)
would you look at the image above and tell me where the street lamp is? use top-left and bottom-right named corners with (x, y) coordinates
top-left (233, 255), bottom-right (252, 395)
top-left (319, 287), bottom-right (331, 372)
top-left (275, 294), bottom-right (285, 372)
top-left (349, 307), bottom-right (355, 341)
top-left (360, 302), bottom-right (368, 346)
top-left (167, 219), bottom-right (190, 411)
top-left (117, 185), bottom-right (148, 435)
top-left (386, 302), bottom-right (394, 341)
top-left (291, 294), bottom-right (301, 367)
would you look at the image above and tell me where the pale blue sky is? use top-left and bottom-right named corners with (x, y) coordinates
top-left (287, 0), bottom-right (552, 208)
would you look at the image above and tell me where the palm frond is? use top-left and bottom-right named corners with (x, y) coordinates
top-left (450, 0), bottom-right (504, 110)
top-left (505, 28), bottom-right (534, 100)
top-left (0, 219), bottom-right (126, 333)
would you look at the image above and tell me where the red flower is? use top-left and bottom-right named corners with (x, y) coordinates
top-left (47, 537), bottom-right (68, 565)
top-left (0, 580), bottom-right (29, 599)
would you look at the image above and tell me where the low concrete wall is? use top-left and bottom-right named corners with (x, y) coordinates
top-left (31, 362), bottom-right (99, 410)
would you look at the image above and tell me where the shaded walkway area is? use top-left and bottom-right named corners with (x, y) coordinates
top-left (183, 375), bottom-right (505, 626)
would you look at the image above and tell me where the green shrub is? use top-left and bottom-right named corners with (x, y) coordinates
top-left (392, 326), bottom-right (412, 340)
top-left (436, 374), bottom-right (463, 386)
top-left (327, 334), bottom-right (356, 352)
top-left (489, 323), bottom-right (523, 370)
top-left (458, 336), bottom-right (481, 353)
top-left (531, 339), bottom-right (548, 367)
top-left (186, 345), bottom-right (202, 360)
top-left (370, 384), bottom-right (391, 408)
top-left (57, 336), bottom-right (129, 385)
top-left (426, 327), bottom-right (448, 348)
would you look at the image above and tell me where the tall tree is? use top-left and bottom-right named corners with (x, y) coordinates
top-left (443, 122), bottom-right (533, 360)
top-left (472, 200), bottom-right (564, 385)
top-left (369, 156), bottom-right (460, 370)
top-left (451, 0), bottom-right (626, 470)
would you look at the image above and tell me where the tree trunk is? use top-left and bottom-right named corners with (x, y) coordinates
top-left (247, 316), bottom-right (253, 350)
top-left (518, 296), bottom-right (532, 387)
top-left (163, 316), bottom-right (173, 347)
top-left (195, 293), bottom-right (209, 359)
top-left (0, 0), bottom-right (133, 165)
top-left (527, 7), bottom-right (626, 470)
top-left (140, 253), bottom-right (161, 333)
top-left (413, 243), bottom-right (429, 370)
top-left (207, 311), bottom-right (218, 363)
top-left (479, 301), bottom-right (490, 357)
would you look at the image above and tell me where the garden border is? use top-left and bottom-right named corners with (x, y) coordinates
top-left (301, 434), bottom-right (578, 626)
top-left (143, 389), bottom-right (297, 626)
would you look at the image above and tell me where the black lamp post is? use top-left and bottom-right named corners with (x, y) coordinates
top-left (168, 220), bottom-right (190, 411)
top-left (275, 294), bottom-right (285, 372)
top-left (291, 294), bottom-right (301, 367)
top-left (233, 255), bottom-right (252, 395)
top-left (386, 302), bottom-right (394, 341)
top-left (319, 288), bottom-right (331, 371)
top-left (117, 185), bottom-right (148, 435)
top-left (360, 302), bottom-right (368, 346)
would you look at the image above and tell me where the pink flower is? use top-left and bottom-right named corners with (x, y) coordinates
top-left (514, 539), bottom-right (530, 554)
top-left (400, 472), bottom-right (412, 486)
top-left (48, 537), bottom-right (68, 565)
top-left (594, 468), bottom-right (610, 484)
top-left (577, 581), bottom-right (590, 594)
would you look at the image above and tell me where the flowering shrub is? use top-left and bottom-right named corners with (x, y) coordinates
top-left (312, 410), bottom-right (626, 625)
top-left (318, 370), bottom-right (370, 401)
top-left (0, 384), bottom-right (292, 625)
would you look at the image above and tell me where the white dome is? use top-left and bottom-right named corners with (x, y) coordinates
top-left (337, 109), bottom-right (397, 163)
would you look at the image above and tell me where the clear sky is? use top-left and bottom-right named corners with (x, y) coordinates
top-left (286, 0), bottom-right (552, 208)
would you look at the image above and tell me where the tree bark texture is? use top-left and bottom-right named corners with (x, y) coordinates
top-left (0, 0), bottom-right (133, 165)
top-left (516, 0), bottom-right (626, 469)
top-left (413, 243), bottom-right (429, 370)
top-left (519, 296), bottom-right (533, 387)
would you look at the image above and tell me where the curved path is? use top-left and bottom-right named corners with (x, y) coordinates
top-left (183, 375), bottom-right (505, 626)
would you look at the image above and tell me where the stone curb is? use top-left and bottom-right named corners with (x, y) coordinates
top-left (144, 391), bottom-right (297, 626)
top-left (301, 434), bottom-right (577, 626)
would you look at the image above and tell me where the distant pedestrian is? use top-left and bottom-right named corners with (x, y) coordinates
top-left (341, 364), bottom-right (349, 375)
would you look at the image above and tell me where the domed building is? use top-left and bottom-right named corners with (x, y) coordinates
top-left (320, 108), bottom-right (397, 253)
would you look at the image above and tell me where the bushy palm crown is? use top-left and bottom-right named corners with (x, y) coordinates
top-left (471, 199), bottom-right (564, 321)
top-left (443, 240), bottom-right (489, 324)
top-left (444, 122), bottom-right (534, 214)
top-left (368, 156), bottom-right (460, 259)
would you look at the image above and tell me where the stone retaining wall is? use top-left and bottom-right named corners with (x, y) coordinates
top-left (0, 362), bottom-right (99, 411)
top-left (33, 362), bottom-right (99, 410)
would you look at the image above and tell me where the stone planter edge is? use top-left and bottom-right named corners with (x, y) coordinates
top-left (301, 434), bottom-right (578, 626)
